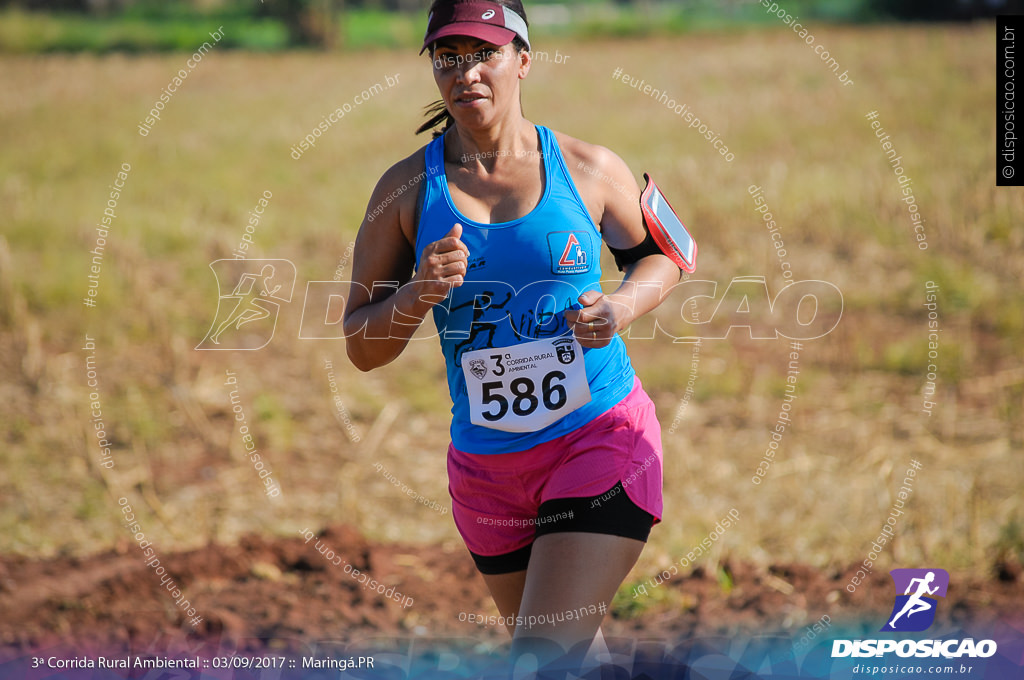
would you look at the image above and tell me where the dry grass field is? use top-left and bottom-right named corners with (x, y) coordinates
top-left (1, 22), bottom-right (1022, 646)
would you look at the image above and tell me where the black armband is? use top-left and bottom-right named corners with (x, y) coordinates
top-left (606, 228), bottom-right (661, 272)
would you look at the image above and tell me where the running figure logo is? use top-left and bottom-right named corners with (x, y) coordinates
top-left (196, 259), bottom-right (296, 350)
top-left (880, 568), bottom-right (949, 632)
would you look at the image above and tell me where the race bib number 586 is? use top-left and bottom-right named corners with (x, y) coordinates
top-left (461, 338), bottom-right (592, 433)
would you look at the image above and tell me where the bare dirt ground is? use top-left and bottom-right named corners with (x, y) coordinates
top-left (1, 525), bottom-right (1021, 657)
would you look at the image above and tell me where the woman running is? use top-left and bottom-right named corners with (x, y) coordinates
top-left (344, 0), bottom-right (683, 671)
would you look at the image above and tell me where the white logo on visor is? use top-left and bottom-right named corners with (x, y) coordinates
top-left (481, 9), bottom-right (495, 19)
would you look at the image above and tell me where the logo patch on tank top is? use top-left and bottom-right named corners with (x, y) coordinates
top-left (547, 231), bottom-right (594, 275)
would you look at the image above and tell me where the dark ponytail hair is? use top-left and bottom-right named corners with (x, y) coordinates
top-left (416, 0), bottom-right (530, 138)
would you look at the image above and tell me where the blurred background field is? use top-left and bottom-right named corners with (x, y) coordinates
top-left (0, 0), bottom-right (1020, 53)
top-left (0, 0), bottom-right (1022, 630)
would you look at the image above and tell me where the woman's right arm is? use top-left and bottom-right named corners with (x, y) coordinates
top-left (343, 156), bottom-right (469, 372)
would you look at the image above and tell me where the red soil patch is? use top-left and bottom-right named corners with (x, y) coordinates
top-left (1, 525), bottom-right (1020, 656)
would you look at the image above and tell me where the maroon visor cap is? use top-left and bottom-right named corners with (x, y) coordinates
top-left (420, 2), bottom-right (531, 54)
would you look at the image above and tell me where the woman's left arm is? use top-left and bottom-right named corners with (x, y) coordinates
top-left (564, 147), bottom-right (683, 349)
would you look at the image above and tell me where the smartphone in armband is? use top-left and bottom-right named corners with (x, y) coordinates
top-left (640, 173), bottom-right (697, 273)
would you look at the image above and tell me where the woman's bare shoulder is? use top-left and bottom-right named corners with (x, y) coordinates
top-left (364, 139), bottom-right (436, 245)
top-left (549, 128), bottom-right (639, 227)
top-left (373, 144), bottom-right (431, 207)
top-left (549, 129), bottom-right (624, 177)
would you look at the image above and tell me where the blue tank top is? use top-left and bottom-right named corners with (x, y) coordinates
top-left (414, 125), bottom-right (635, 454)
